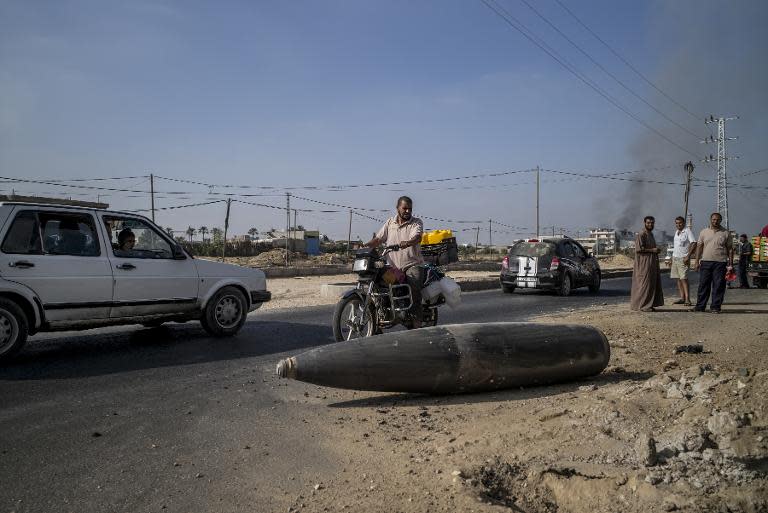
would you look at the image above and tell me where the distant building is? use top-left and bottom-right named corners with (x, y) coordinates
top-left (588, 228), bottom-right (618, 255)
top-left (269, 230), bottom-right (321, 255)
top-left (617, 229), bottom-right (636, 250)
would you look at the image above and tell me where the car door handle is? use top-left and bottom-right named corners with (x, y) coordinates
top-left (116, 263), bottom-right (136, 270)
top-left (9, 260), bottom-right (35, 268)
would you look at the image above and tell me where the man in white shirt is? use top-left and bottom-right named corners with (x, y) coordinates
top-left (669, 216), bottom-right (696, 305)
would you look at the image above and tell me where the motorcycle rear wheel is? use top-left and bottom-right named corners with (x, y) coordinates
top-left (333, 295), bottom-right (377, 342)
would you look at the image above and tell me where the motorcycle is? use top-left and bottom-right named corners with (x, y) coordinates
top-left (332, 245), bottom-right (449, 341)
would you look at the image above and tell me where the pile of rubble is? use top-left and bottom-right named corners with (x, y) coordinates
top-left (252, 248), bottom-right (301, 267)
top-left (638, 365), bottom-right (765, 494)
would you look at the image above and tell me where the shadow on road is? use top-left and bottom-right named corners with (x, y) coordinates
top-left (0, 320), bottom-right (333, 381)
top-left (327, 371), bottom-right (653, 409)
top-left (508, 288), bottom-right (628, 298)
top-left (716, 310), bottom-right (768, 314)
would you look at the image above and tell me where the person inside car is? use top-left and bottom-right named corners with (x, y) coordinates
top-left (116, 228), bottom-right (136, 254)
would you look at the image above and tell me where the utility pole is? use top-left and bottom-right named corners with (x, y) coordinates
top-left (150, 173), bottom-right (156, 222)
top-left (702, 115), bottom-right (739, 230)
top-left (683, 161), bottom-right (695, 225)
top-left (488, 219), bottom-right (492, 248)
top-left (285, 192), bottom-right (291, 266)
top-left (293, 209), bottom-right (299, 254)
top-left (475, 226), bottom-right (480, 249)
top-left (346, 210), bottom-right (353, 257)
top-left (222, 198), bottom-right (231, 261)
top-left (536, 165), bottom-right (540, 238)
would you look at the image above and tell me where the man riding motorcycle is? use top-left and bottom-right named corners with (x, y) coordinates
top-left (365, 196), bottom-right (424, 328)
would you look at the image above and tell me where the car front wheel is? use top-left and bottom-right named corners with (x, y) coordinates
top-left (0, 298), bottom-right (28, 362)
top-left (501, 283), bottom-right (516, 294)
top-left (201, 286), bottom-right (248, 337)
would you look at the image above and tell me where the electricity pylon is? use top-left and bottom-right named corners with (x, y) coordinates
top-left (702, 115), bottom-right (738, 229)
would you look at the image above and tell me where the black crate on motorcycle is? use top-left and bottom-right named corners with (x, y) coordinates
top-left (421, 237), bottom-right (459, 266)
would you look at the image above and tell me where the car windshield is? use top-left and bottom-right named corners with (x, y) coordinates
top-left (508, 242), bottom-right (556, 258)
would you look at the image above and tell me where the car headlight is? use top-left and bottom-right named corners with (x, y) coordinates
top-left (353, 258), bottom-right (370, 272)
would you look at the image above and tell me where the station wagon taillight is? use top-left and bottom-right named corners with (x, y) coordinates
top-left (502, 255), bottom-right (509, 269)
top-left (549, 256), bottom-right (560, 271)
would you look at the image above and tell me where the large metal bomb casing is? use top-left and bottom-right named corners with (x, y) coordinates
top-left (277, 322), bottom-right (610, 394)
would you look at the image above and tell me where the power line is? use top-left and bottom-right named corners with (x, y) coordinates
top-left (0, 175), bottom-right (192, 194)
top-left (153, 168), bottom-right (536, 192)
top-left (541, 168), bottom-right (768, 190)
top-left (517, 0), bottom-right (703, 140)
top-left (479, 0), bottom-right (701, 159)
top-left (553, 0), bottom-right (703, 122)
top-left (492, 219), bottom-right (531, 230)
top-left (352, 211), bottom-right (385, 223)
top-left (133, 199), bottom-right (227, 213)
top-left (0, 175), bottom-right (150, 183)
top-left (731, 167), bottom-right (768, 179)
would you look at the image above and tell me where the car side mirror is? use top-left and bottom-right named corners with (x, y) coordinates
top-left (172, 245), bottom-right (187, 260)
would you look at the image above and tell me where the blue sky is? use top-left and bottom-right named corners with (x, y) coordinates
top-left (1, 0), bottom-right (766, 242)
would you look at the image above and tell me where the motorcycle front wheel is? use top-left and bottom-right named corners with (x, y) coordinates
top-left (332, 295), bottom-right (377, 342)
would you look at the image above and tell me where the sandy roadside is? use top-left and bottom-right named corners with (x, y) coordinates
top-left (269, 289), bottom-right (768, 512)
top-left (260, 270), bottom-right (498, 310)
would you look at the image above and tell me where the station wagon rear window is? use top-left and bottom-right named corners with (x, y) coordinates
top-left (508, 242), bottom-right (556, 258)
top-left (1, 211), bottom-right (41, 254)
top-left (1, 210), bottom-right (100, 256)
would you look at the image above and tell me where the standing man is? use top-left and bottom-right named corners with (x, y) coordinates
top-left (694, 212), bottom-right (734, 313)
top-left (738, 234), bottom-right (754, 288)
top-left (630, 216), bottom-right (664, 312)
top-left (669, 216), bottom-right (696, 305)
top-left (367, 196), bottom-right (425, 328)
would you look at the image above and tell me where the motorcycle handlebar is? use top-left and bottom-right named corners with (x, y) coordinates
top-left (384, 244), bottom-right (401, 252)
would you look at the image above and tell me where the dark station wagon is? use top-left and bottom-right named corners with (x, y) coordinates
top-left (499, 237), bottom-right (601, 296)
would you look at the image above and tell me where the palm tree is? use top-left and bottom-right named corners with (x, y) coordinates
top-left (211, 227), bottom-right (223, 244)
top-left (198, 226), bottom-right (209, 243)
top-left (247, 227), bottom-right (259, 240)
top-left (186, 226), bottom-right (196, 243)
top-left (165, 227), bottom-right (174, 238)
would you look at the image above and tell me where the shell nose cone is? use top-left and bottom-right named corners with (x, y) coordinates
top-left (276, 357), bottom-right (297, 379)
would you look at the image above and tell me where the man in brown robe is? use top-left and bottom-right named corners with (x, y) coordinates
top-left (630, 216), bottom-right (664, 311)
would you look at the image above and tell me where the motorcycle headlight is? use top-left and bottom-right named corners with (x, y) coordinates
top-left (374, 260), bottom-right (385, 268)
top-left (353, 258), bottom-right (370, 272)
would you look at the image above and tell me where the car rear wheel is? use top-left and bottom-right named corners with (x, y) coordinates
top-left (501, 284), bottom-right (516, 294)
top-left (558, 274), bottom-right (572, 297)
top-left (588, 272), bottom-right (601, 294)
top-left (0, 298), bottom-right (28, 362)
top-left (201, 286), bottom-right (248, 337)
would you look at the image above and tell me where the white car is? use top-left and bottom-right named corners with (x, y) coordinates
top-left (0, 199), bottom-right (271, 360)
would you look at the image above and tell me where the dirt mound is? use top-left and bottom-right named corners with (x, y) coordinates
top-left (252, 248), bottom-right (300, 267)
top-left (466, 458), bottom-right (558, 512)
top-left (599, 253), bottom-right (634, 269)
top-left (309, 253), bottom-right (348, 265)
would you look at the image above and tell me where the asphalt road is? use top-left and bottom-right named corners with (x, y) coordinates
top-left (1, 275), bottom-right (682, 513)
